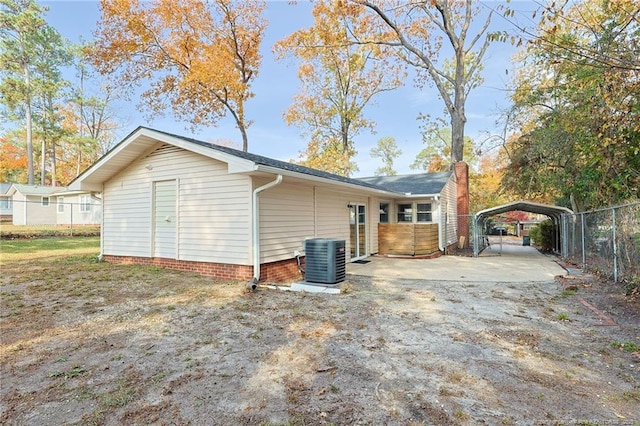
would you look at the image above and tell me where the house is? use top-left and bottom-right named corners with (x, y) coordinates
top-left (69, 126), bottom-right (459, 283)
top-left (53, 190), bottom-right (102, 226)
top-left (7, 184), bottom-right (63, 225)
top-left (6, 184), bottom-right (101, 226)
top-left (0, 183), bottom-right (12, 222)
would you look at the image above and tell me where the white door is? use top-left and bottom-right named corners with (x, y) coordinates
top-left (153, 180), bottom-right (177, 258)
top-left (349, 204), bottom-right (367, 260)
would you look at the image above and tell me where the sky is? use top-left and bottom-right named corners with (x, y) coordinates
top-left (40, 0), bottom-right (540, 178)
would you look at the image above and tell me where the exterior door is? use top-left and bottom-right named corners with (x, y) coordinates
top-left (153, 180), bottom-right (177, 258)
top-left (349, 204), bottom-right (366, 260)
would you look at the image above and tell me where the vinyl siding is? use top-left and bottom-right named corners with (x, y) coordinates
top-left (103, 143), bottom-right (251, 264)
top-left (54, 194), bottom-right (101, 225)
top-left (259, 181), bottom-right (315, 263)
top-left (368, 197), bottom-right (380, 253)
top-left (315, 187), bottom-right (370, 261)
top-left (12, 194), bottom-right (56, 225)
top-left (11, 192), bottom-right (26, 225)
top-left (259, 183), bottom-right (378, 263)
top-left (440, 174), bottom-right (458, 247)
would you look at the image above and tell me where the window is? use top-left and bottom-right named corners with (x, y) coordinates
top-left (417, 203), bottom-right (432, 222)
top-left (0, 197), bottom-right (11, 209)
top-left (379, 203), bottom-right (389, 223)
top-left (57, 197), bottom-right (64, 214)
top-left (397, 204), bottom-right (412, 222)
top-left (79, 195), bottom-right (91, 212)
top-left (41, 196), bottom-right (50, 207)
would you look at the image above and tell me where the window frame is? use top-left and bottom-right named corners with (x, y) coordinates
top-left (379, 202), bottom-right (390, 224)
top-left (41, 196), bottom-right (50, 207)
top-left (0, 197), bottom-right (11, 210)
top-left (57, 197), bottom-right (65, 214)
top-left (397, 203), bottom-right (413, 223)
top-left (416, 203), bottom-right (433, 223)
top-left (79, 195), bottom-right (91, 213)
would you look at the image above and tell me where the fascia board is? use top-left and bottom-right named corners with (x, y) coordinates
top-left (255, 165), bottom-right (399, 197)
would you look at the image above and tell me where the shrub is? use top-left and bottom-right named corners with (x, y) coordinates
top-left (530, 219), bottom-right (555, 252)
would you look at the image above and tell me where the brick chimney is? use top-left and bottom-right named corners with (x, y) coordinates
top-left (454, 162), bottom-right (470, 249)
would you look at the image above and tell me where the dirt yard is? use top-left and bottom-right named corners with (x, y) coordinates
top-left (1, 253), bottom-right (639, 425)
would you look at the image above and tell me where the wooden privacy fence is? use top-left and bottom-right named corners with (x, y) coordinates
top-left (378, 223), bottom-right (439, 256)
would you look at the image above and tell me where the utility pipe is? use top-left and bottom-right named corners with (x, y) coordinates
top-left (247, 174), bottom-right (283, 290)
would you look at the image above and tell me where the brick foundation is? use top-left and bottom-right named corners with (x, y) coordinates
top-left (102, 255), bottom-right (305, 283)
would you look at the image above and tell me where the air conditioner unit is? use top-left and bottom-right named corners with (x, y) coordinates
top-left (304, 238), bottom-right (346, 285)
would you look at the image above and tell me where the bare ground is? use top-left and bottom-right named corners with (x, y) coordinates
top-left (1, 255), bottom-right (639, 425)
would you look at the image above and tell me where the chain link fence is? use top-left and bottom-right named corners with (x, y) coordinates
top-left (3, 198), bottom-right (101, 234)
top-left (562, 202), bottom-right (640, 283)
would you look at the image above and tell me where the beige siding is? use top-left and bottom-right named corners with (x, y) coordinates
top-left (12, 194), bottom-right (56, 225)
top-left (315, 187), bottom-right (370, 261)
top-left (440, 175), bottom-right (458, 247)
top-left (368, 197), bottom-right (380, 254)
top-left (259, 181), bottom-right (315, 263)
top-left (103, 144), bottom-right (252, 264)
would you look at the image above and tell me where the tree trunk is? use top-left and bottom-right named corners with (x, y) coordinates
top-left (24, 64), bottom-right (35, 185)
top-left (450, 107), bottom-right (466, 164)
top-left (41, 138), bottom-right (46, 185)
top-left (51, 141), bottom-right (57, 186)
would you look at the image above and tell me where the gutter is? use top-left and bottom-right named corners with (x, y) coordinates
top-left (247, 174), bottom-right (283, 290)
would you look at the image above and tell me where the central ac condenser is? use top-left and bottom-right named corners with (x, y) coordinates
top-left (304, 238), bottom-right (346, 284)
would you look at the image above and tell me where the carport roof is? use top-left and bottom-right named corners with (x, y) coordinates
top-left (475, 200), bottom-right (573, 221)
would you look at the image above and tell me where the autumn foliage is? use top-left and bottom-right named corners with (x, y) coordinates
top-left (91, 0), bottom-right (266, 151)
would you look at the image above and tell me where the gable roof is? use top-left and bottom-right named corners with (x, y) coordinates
top-left (0, 183), bottom-right (12, 195)
top-left (358, 171), bottom-right (453, 196)
top-left (7, 184), bottom-right (67, 196)
top-left (70, 126), bottom-right (451, 198)
top-left (70, 127), bottom-right (397, 194)
top-left (146, 128), bottom-right (393, 193)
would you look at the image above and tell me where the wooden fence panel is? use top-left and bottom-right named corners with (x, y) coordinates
top-left (378, 223), bottom-right (439, 256)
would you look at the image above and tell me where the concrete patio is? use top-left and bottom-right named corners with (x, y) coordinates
top-left (347, 241), bottom-right (568, 282)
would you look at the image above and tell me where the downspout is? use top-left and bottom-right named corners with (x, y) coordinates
top-left (98, 186), bottom-right (105, 262)
top-left (247, 174), bottom-right (283, 290)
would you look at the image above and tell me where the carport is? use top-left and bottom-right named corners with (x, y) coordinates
top-left (474, 201), bottom-right (573, 257)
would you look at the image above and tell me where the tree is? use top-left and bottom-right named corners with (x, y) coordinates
top-left (91, 0), bottom-right (266, 152)
top-left (503, 0), bottom-right (640, 211)
top-left (61, 46), bottom-right (121, 179)
top-left (274, 0), bottom-right (404, 176)
top-left (0, 134), bottom-right (27, 182)
top-left (410, 119), bottom-right (478, 173)
top-left (351, 0), bottom-right (496, 166)
top-left (370, 136), bottom-right (401, 176)
top-left (1, 0), bottom-right (50, 184)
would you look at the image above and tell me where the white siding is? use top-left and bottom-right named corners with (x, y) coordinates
top-left (54, 194), bottom-right (101, 225)
top-left (259, 181), bottom-right (315, 263)
top-left (11, 192), bottom-right (26, 225)
top-left (103, 144), bottom-right (252, 264)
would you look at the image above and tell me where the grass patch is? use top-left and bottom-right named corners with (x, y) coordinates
top-left (610, 341), bottom-right (639, 352)
top-left (0, 236), bottom-right (100, 263)
top-left (0, 224), bottom-right (100, 238)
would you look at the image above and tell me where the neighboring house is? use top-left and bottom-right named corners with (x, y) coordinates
top-left (7, 184), bottom-right (63, 225)
top-left (0, 183), bottom-right (12, 222)
top-left (7, 184), bottom-right (101, 226)
top-left (69, 126), bottom-right (459, 283)
top-left (54, 190), bottom-right (102, 226)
